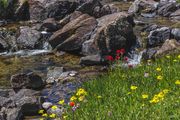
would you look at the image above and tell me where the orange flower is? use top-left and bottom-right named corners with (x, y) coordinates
top-left (69, 102), bottom-right (75, 107)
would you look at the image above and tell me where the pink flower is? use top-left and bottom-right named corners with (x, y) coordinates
top-left (124, 56), bottom-right (128, 61)
top-left (115, 55), bottom-right (120, 60)
top-left (128, 64), bottom-right (133, 68)
top-left (116, 48), bottom-right (125, 55)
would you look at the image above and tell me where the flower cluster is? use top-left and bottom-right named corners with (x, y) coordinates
top-left (149, 89), bottom-right (170, 104)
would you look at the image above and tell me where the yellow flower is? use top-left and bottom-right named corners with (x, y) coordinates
top-left (63, 115), bottom-right (68, 119)
top-left (76, 88), bottom-right (87, 96)
top-left (49, 113), bottom-right (56, 118)
top-left (78, 96), bottom-right (85, 102)
top-left (38, 109), bottom-right (44, 114)
top-left (157, 75), bottom-right (163, 80)
top-left (40, 118), bottom-right (44, 120)
top-left (70, 96), bottom-right (77, 101)
top-left (42, 113), bottom-right (48, 117)
top-left (175, 80), bottom-right (180, 85)
top-left (127, 92), bottom-right (131, 95)
top-left (166, 55), bottom-right (170, 59)
top-left (178, 55), bottom-right (180, 59)
top-left (130, 85), bottom-right (137, 90)
top-left (156, 67), bottom-right (161, 72)
top-left (142, 94), bottom-right (149, 99)
top-left (163, 89), bottom-right (170, 94)
top-left (157, 92), bottom-right (164, 98)
top-left (58, 100), bottom-right (65, 105)
top-left (173, 59), bottom-right (177, 62)
top-left (97, 95), bottom-right (102, 99)
top-left (51, 105), bottom-right (58, 110)
top-left (147, 59), bottom-right (151, 62)
top-left (149, 98), bottom-right (159, 104)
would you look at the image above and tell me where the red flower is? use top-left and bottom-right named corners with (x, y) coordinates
top-left (115, 55), bottom-right (120, 60)
top-left (128, 64), bottom-right (133, 68)
top-left (124, 56), bottom-right (128, 61)
top-left (106, 55), bottom-right (114, 61)
top-left (69, 102), bottom-right (75, 107)
top-left (116, 48), bottom-right (125, 55)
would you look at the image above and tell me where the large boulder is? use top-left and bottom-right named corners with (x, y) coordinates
top-left (147, 27), bottom-right (171, 48)
top-left (171, 28), bottom-right (180, 41)
top-left (82, 12), bottom-right (136, 57)
top-left (10, 72), bottom-right (44, 91)
top-left (49, 13), bottom-right (97, 52)
top-left (28, 0), bottom-right (82, 21)
top-left (16, 26), bottom-right (42, 50)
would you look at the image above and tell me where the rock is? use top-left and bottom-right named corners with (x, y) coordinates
top-left (47, 67), bottom-right (64, 79)
top-left (155, 39), bottom-right (180, 56)
top-left (80, 54), bottom-right (102, 65)
top-left (49, 13), bottom-right (97, 53)
top-left (81, 39), bottom-right (99, 55)
top-left (83, 12), bottom-right (136, 57)
top-left (28, 0), bottom-right (81, 21)
top-left (16, 26), bottom-right (42, 50)
top-left (171, 28), bottom-right (180, 41)
top-left (47, 106), bottom-right (63, 117)
top-left (77, 0), bottom-right (119, 18)
top-left (147, 27), bottom-right (171, 48)
top-left (141, 24), bottom-right (160, 32)
top-left (42, 102), bottom-right (53, 110)
top-left (0, 89), bottom-right (40, 120)
top-left (157, 2), bottom-right (179, 17)
top-left (40, 18), bottom-right (60, 32)
top-left (128, 0), bottom-right (159, 16)
top-left (0, 39), bottom-right (8, 52)
top-left (10, 72), bottom-right (44, 91)
top-left (142, 48), bottom-right (157, 60)
top-left (0, 89), bottom-right (13, 97)
top-left (170, 9), bottom-right (180, 21)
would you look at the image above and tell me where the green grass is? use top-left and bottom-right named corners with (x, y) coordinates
top-left (68, 54), bottom-right (180, 120)
top-left (0, 0), bottom-right (8, 8)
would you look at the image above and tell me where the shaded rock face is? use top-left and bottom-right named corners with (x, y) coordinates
top-left (157, 2), bottom-right (179, 17)
top-left (16, 26), bottom-right (42, 50)
top-left (49, 13), bottom-right (97, 52)
top-left (10, 73), bottom-right (44, 92)
top-left (28, 0), bottom-right (81, 21)
top-left (82, 12), bottom-right (136, 57)
top-left (0, 89), bottom-right (41, 120)
top-left (147, 27), bottom-right (171, 48)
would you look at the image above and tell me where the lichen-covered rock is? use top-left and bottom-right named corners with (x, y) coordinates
top-left (170, 9), bottom-right (180, 21)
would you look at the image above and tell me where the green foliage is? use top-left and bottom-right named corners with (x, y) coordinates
top-left (0, 0), bottom-right (8, 8)
top-left (68, 54), bottom-right (180, 120)
top-left (177, 0), bottom-right (180, 3)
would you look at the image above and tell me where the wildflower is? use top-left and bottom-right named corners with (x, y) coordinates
top-left (69, 102), bottom-right (75, 107)
top-left (40, 118), bottom-right (44, 120)
top-left (115, 55), bottom-right (120, 60)
top-left (149, 98), bottom-right (159, 104)
top-left (147, 59), bottom-right (151, 63)
top-left (76, 88), bottom-right (87, 96)
top-left (116, 49), bottom-right (122, 54)
top-left (49, 113), bottom-right (56, 118)
top-left (127, 92), bottom-right (131, 95)
top-left (130, 85), bottom-right (137, 90)
top-left (142, 94), bottom-right (149, 99)
top-left (144, 72), bottom-right (149, 77)
top-left (173, 59), bottom-right (177, 62)
top-left (63, 115), bottom-right (68, 119)
top-left (51, 105), bottom-right (58, 110)
top-left (128, 64), bottom-right (133, 68)
top-left (175, 80), bottom-right (180, 85)
top-left (178, 55), bottom-right (180, 59)
top-left (42, 113), bottom-right (48, 117)
top-left (157, 92), bottom-right (164, 98)
top-left (97, 95), bottom-right (102, 99)
top-left (166, 55), bottom-right (170, 59)
top-left (58, 100), bottom-right (64, 105)
top-left (163, 89), bottom-right (170, 94)
top-left (38, 109), bottom-right (44, 114)
top-left (124, 57), bottom-right (128, 61)
top-left (156, 67), bottom-right (161, 72)
top-left (157, 75), bottom-right (163, 80)
top-left (78, 96), bottom-right (85, 102)
top-left (106, 55), bottom-right (114, 61)
top-left (70, 96), bottom-right (77, 101)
